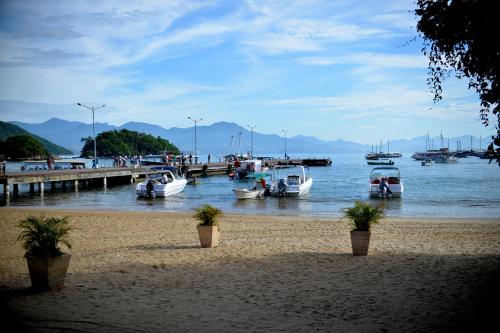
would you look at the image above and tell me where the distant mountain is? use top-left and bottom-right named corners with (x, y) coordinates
top-left (9, 117), bottom-right (489, 155)
top-left (0, 121), bottom-right (73, 155)
top-left (11, 118), bottom-right (116, 154)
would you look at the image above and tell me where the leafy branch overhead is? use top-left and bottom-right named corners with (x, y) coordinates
top-left (415, 0), bottom-right (499, 133)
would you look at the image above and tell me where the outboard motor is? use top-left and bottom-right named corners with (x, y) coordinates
top-left (278, 178), bottom-right (287, 196)
top-left (146, 179), bottom-right (155, 197)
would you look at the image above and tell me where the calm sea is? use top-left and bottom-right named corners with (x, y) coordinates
top-left (2, 153), bottom-right (500, 218)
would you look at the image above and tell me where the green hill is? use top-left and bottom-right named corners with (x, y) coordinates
top-left (0, 121), bottom-right (73, 155)
top-left (80, 129), bottom-right (180, 157)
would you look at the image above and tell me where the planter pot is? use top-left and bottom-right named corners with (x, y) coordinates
top-left (350, 231), bottom-right (371, 256)
top-left (197, 225), bottom-right (220, 248)
top-left (25, 253), bottom-right (71, 291)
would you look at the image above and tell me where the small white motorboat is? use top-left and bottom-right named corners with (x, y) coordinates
top-left (232, 188), bottom-right (265, 199)
top-left (421, 159), bottom-right (432, 166)
top-left (369, 166), bottom-right (403, 198)
top-left (136, 170), bottom-right (187, 198)
top-left (269, 165), bottom-right (313, 197)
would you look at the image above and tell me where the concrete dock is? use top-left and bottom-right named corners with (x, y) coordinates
top-left (0, 157), bottom-right (332, 197)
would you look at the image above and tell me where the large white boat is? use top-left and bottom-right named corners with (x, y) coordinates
top-left (369, 167), bottom-right (403, 198)
top-left (136, 170), bottom-right (187, 198)
top-left (411, 148), bottom-right (450, 161)
top-left (269, 165), bottom-right (312, 197)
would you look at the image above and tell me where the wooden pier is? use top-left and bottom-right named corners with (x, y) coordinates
top-left (0, 157), bottom-right (332, 197)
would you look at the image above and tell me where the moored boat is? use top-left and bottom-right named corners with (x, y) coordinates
top-left (232, 188), bottom-right (265, 199)
top-left (369, 167), bottom-right (403, 198)
top-left (367, 160), bottom-right (394, 166)
top-left (136, 170), bottom-right (187, 198)
top-left (269, 165), bottom-right (312, 197)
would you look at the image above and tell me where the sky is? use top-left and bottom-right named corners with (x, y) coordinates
top-left (0, 0), bottom-right (494, 144)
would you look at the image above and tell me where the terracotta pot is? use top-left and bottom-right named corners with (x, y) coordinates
top-left (350, 230), bottom-right (371, 256)
top-left (197, 225), bottom-right (220, 248)
top-left (25, 254), bottom-right (71, 291)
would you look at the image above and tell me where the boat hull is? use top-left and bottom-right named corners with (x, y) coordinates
top-left (136, 179), bottom-right (187, 197)
top-left (270, 178), bottom-right (313, 197)
top-left (369, 183), bottom-right (403, 198)
top-left (233, 188), bottom-right (265, 199)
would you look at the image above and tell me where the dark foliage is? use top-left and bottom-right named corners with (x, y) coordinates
top-left (17, 215), bottom-right (72, 257)
top-left (0, 121), bottom-right (72, 155)
top-left (415, 0), bottom-right (500, 165)
top-left (0, 135), bottom-right (48, 159)
top-left (80, 129), bottom-right (180, 158)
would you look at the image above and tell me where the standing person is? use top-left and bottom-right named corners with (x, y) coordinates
top-left (188, 154), bottom-right (193, 164)
top-left (207, 153), bottom-right (211, 164)
top-left (47, 155), bottom-right (52, 170)
top-left (379, 178), bottom-right (392, 197)
top-left (486, 142), bottom-right (494, 164)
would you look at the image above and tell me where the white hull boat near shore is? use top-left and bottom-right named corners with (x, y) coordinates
top-left (136, 171), bottom-right (187, 198)
top-left (232, 188), bottom-right (265, 199)
top-left (269, 165), bottom-right (312, 197)
top-left (369, 167), bottom-right (403, 198)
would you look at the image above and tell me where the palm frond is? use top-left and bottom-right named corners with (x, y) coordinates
top-left (17, 214), bottom-right (73, 257)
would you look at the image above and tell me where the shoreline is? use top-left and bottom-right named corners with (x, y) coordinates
top-left (2, 206), bottom-right (500, 223)
top-left (1, 207), bottom-right (499, 332)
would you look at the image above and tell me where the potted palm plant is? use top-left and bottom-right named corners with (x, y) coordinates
top-left (17, 215), bottom-right (73, 290)
top-left (342, 201), bottom-right (384, 256)
top-left (194, 205), bottom-right (223, 248)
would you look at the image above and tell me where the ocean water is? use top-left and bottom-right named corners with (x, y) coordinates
top-left (2, 153), bottom-right (500, 218)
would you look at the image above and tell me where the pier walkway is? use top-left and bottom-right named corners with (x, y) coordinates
top-left (0, 157), bottom-right (332, 197)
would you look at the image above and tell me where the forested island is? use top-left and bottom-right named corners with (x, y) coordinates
top-left (80, 129), bottom-right (180, 158)
top-left (0, 121), bottom-right (73, 159)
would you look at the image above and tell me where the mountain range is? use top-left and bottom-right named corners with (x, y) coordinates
top-left (9, 117), bottom-right (489, 155)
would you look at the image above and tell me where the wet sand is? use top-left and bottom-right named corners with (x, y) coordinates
top-left (1, 207), bottom-right (499, 332)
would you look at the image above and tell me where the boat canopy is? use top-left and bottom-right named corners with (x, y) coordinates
top-left (370, 167), bottom-right (400, 180)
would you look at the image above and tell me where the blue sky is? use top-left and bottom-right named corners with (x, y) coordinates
top-left (0, 0), bottom-right (493, 144)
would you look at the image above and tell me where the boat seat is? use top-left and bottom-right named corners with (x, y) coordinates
top-left (388, 177), bottom-right (399, 184)
top-left (372, 179), bottom-right (380, 184)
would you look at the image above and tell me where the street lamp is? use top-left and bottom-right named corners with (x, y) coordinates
top-left (282, 129), bottom-right (288, 159)
top-left (237, 131), bottom-right (242, 157)
top-left (77, 103), bottom-right (106, 168)
top-left (187, 116), bottom-right (202, 164)
top-left (247, 125), bottom-right (256, 158)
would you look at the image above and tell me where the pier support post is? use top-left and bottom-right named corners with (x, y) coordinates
top-left (130, 176), bottom-right (134, 184)
top-left (39, 182), bottom-right (44, 193)
top-left (4, 184), bottom-right (9, 197)
top-left (103, 177), bottom-right (107, 188)
top-left (13, 184), bottom-right (19, 197)
top-left (61, 181), bottom-right (66, 192)
top-left (30, 183), bottom-right (35, 193)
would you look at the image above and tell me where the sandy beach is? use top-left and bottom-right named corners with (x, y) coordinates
top-left (1, 207), bottom-right (499, 332)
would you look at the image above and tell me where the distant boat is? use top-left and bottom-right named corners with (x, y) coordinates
top-left (434, 155), bottom-right (458, 164)
top-left (365, 141), bottom-right (401, 160)
top-left (367, 160), bottom-right (394, 166)
top-left (421, 159), bottom-right (432, 166)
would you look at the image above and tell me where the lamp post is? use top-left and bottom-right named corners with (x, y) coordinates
top-left (247, 125), bottom-right (256, 158)
top-left (282, 129), bottom-right (288, 159)
top-left (77, 103), bottom-right (106, 168)
top-left (187, 116), bottom-right (202, 164)
top-left (237, 131), bottom-right (242, 157)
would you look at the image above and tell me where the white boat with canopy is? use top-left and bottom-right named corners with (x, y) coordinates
top-left (369, 167), bottom-right (403, 198)
top-left (136, 169), bottom-right (187, 198)
top-left (269, 165), bottom-right (312, 197)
